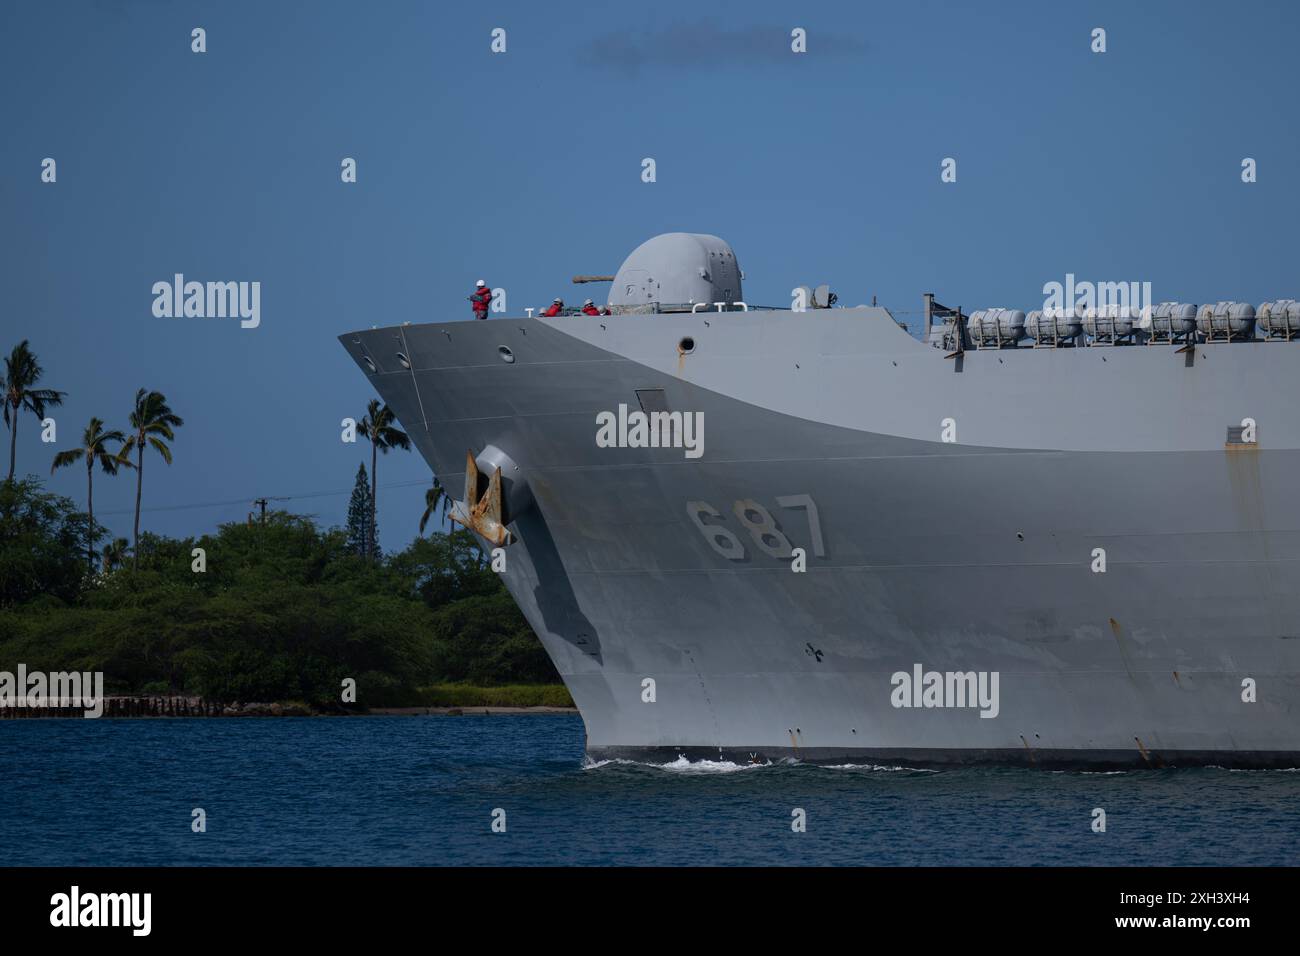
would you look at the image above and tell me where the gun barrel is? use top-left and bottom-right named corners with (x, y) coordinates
top-left (572, 275), bottom-right (615, 284)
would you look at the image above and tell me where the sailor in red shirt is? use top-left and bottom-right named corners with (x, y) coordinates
top-left (470, 280), bottom-right (491, 319)
top-left (542, 297), bottom-right (564, 317)
top-left (581, 299), bottom-right (602, 316)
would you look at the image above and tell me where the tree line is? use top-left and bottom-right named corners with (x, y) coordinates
top-left (4, 340), bottom-right (447, 569)
top-left (5, 340), bottom-right (183, 572)
top-left (0, 340), bottom-right (556, 705)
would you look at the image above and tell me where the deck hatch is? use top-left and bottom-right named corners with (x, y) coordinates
top-left (635, 388), bottom-right (669, 414)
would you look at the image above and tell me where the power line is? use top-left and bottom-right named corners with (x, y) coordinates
top-left (94, 478), bottom-right (433, 517)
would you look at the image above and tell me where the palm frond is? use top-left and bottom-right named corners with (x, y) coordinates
top-left (128, 390), bottom-right (182, 463)
top-left (130, 389), bottom-right (182, 430)
top-left (381, 426), bottom-right (412, 452)
top-left (23, 387), bottom-right (66, 417)
top-left (419, 482), bottom-right (444, 535)
top-left (50, 449), bottom-right (82, 472)
top-left (53, 418), bottom-right (131, 475)
top-left (95, 451), bottom-right (120, 475)
top-left (2, 342), bottom-right (65, 441)
top-left (4, 341), bottom-right (38, 386)
top-left (360, 401), bottom-right (410, 454)
top-left (147, 436), bottom-right (173, 464)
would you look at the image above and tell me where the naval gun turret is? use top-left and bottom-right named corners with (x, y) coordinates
top-left (605, 233), bottom-right (743, 312)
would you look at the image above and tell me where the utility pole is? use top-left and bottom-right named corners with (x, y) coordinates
top-left (250, 496), bottom-right (289, 526)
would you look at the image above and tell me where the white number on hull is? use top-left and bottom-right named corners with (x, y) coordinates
top-left (688, 495), bottom-right (825, 562)
top-left (733, 499), bottom-right (794, 558)
top-left (775, 494), bottom-right (825, 557)
top-left (687, 501), bottom-right (747, 560)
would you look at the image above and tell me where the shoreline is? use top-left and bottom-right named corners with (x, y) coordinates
top-left (0, 695), bottom-right (577, 719)
top-left (369, 705), bottom-right (577, 715)
top-left (0, 706), bottom-right (579, 719)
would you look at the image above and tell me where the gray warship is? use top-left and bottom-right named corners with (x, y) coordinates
top-left (341, 233), bottom-right (1300, 768)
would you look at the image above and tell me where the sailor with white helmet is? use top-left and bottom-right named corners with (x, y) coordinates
top-left (470, 279), bottom-right (491, 320)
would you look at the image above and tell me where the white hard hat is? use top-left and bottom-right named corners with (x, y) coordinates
top-left (476, 279), bottom-right (486, 287)
top-left (553, 297), bottom-right (562, 303)
top-left (584, 299), bottom-right (594, 305)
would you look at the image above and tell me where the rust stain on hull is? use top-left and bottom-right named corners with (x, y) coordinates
top-left (1109, 617), bottom-right (1136, 681)
top-left (1225, 437), bottom-right (1265, 530)
top-left (1224, 433), bottom-right (1281, 641)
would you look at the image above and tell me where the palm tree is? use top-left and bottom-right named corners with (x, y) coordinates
top-left (3, 340), bottom-right (66, 482)
top-left (124, 389), bottom-right (184, 567)
top-left (359, 399), bottom-right (410, 558)
top-left (51, 417), bottom-right (133, 572)
top-left (101, 537), bottom-right (130, 574)
top-left (418, 476), bottom-right (449, 535)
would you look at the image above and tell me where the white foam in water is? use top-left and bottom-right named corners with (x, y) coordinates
top-left (583, 755), bottom-right (939, 774)
top-left (824, 763), bottom-right (940, 773)
top-left (1226, 766), bottom-right (1300, 773)
top-left (583, 754), bottom-right (771, 773)
top-left (660, 755), bottom-right (765, 773)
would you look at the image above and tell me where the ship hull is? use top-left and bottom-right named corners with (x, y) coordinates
top-left (341, 308), bottom-right (1300, 767)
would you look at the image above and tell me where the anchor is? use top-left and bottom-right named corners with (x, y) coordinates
top-left (449, 450), bottom-right (514, 547)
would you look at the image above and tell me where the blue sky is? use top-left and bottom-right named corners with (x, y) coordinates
top-left (3, 0), bottom-right (1298, 551)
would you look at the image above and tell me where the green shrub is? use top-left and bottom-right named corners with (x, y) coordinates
top-left (416, 683), bottom-right (574, 707)
top-left (0, 481), bottom-right (561, 706)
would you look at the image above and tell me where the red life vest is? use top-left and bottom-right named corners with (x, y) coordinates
top-left (582, 304), bottom-right (601, 316)
top-left (543, 303), bottom-right (563, 317)
top-left (471, 287), bottom-right (491, 313)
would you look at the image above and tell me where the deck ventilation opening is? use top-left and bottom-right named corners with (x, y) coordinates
top-left (678, 336), bottom-right (695, 355)
top-left (396, 352), bottom-right (411, 369)
top-left (498, 346), bottom-right (515, 364)
top-left (635, 388), bottom-right (669, 414)
top-left (362, 355), bottom-right (377, 373)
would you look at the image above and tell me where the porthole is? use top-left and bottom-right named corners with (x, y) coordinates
top-left (363, 356), bottom-right (377, 373)
top-left (498, 346), bottom-right (515, 364)
top-left (678, 336), bottom-right (695, 354)
top-left (396, 352), bottom-right (411, 369)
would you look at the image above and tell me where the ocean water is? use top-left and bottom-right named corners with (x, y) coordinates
top-left (1, 715), bottom-right (1296, 866)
